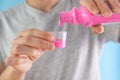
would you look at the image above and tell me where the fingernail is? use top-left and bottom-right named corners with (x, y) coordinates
top-left (115, 6), bottom-right (120, 12)
top-left (115, 6), bottom-right (120, 10)
top-left (47, 43), bottom-right (54, 50)
top-left (21, 59), bottom-right (25, 62)
top-left (34, 50), bottom-right (41, 56)
top-left (47, 43), bottom-right (51, 47)
top-left (19, 59), bottom-right (26, 64)
top-left (103, 11), bottom-right (111, 17)
top-left (92, 9), bottom-right (99, 14)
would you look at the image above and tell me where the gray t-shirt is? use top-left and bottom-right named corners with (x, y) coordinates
top-left (0, 0), bottom-right (120, 80)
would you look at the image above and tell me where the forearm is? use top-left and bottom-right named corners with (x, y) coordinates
top-left (0, 62), bottom-right (5, 74)
top-left (0, 66), bottom-right (26, 80)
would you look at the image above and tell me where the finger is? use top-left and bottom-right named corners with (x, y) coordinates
top-left (109, 0), bottom-right (120, 13)
top-left (27, 49), bottom-right (45, 61)
top-left (13, 36), bottom-right (55, 50)
top-left (17, 55), bottom-right (39, 62)
top-left (19, 28), bottom-right (54, 41)
top-left (94, 0), bottom-right (112, 17)
top-left (80, 0), bottom-right (99, 14)
top-left (6, 57), bottom-right (26, 65)
top-left (11, 44), bottom-right (43, 58)
top-left (91, 25), bottom-right (105, 35)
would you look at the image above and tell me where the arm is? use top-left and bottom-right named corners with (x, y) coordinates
top-left (0, 62), bottom-right (5, 74)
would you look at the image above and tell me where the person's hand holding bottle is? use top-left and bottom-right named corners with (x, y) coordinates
top-left (80, 0), bottom-right (120, 34)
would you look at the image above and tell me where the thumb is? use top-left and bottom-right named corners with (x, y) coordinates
top-left (6, 57), bottom-right (26, 66)
top-left (91, 25), bottom-right (105, 35)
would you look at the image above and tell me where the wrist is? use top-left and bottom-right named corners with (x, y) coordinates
top-left (8, 66), bottom-right (26, 79)
top-left (0, 66), bottom-right (27, 80)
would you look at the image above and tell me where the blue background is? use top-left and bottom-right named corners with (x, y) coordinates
top-left (0, 0), bottom-right (120, 80)
top-left (100, 41), bottom-right (120, 80)
top-left (0, 0), bottom-right (24, 11)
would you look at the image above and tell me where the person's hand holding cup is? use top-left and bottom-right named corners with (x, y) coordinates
top-left (6, 29), bottom-right (56, 74)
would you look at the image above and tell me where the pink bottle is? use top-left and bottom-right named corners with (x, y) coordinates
top-left (59, 6), bottom-right (120, 27)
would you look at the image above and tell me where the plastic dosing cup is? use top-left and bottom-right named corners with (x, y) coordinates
top-left (51, 31), bottom-right (67, 48)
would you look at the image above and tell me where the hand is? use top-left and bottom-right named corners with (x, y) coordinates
top-left (6, 29), bottom-right (55, 74)
top-left (80, 0), bottom-right (120, 34)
